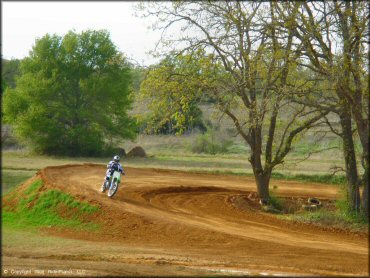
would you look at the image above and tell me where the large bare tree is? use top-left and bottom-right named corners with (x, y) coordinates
top-left (277, 1), bottom-right (369, 214)
top-left (138, 2), bottom-right (327, 204)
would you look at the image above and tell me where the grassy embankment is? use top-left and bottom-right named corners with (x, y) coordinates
top-left (3, 178), bottom-right (100, 231)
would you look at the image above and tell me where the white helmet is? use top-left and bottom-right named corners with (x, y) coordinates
top-left (113, 155), bottom-right (120, 162)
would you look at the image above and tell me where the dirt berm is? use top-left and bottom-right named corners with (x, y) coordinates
top-left (3, 164), bottom-right (369, 276)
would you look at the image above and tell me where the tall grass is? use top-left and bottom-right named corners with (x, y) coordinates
top-left (279, 185), bottom-right (368, 230)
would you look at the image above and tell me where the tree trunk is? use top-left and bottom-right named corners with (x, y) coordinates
top-left (255, 174), bottom-right (270, 204)
top-left (361, 160), bottom-right (369, 217)
top-left (339, 109), bottom-right (361, 212)
top-left (252, 166), bottom-right (271, 204)
top-left (249, 124), bottom-right (271, 204)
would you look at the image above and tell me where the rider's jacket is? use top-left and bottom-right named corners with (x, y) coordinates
top-left (107, 161), bottom-right (124, 174)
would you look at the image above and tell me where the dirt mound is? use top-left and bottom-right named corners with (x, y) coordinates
top-left (114, 147), bottom-right (126, 157)
top-left (2, 164), bottom-right (368, 276)
top-left (127, 146), bottom-right (146, 157)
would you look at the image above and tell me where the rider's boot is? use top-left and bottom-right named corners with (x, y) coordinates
top-left (101, 181), bottom-right (107, 192)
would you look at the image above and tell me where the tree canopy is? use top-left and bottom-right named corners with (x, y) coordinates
top-left (140, 2), bottom-right (328, 203)
top-left (138, 50), bottom-right (221, 134)
top-left (3, 30), bottom-right (136, 156)
top-left (138, 1), bottom-right (369, 214)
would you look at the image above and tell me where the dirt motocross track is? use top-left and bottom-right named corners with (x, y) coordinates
top-left (5, 164), bottom-right (369, 276)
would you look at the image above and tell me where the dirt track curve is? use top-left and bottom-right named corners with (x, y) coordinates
top-left (7, 164), bottom-right (370, 276)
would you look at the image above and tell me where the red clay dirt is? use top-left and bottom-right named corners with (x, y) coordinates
top-left (3, 164), bottom-right (369, 276)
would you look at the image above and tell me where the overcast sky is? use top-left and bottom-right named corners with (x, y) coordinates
top-left (2, 1), bottom-right (162, 66)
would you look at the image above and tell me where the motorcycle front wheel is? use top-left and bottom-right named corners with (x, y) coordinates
top-left (107, 181), bottom-right (119, 198)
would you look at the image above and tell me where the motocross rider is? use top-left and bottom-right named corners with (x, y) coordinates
top-left (101, 155), bottom-right (125, 192)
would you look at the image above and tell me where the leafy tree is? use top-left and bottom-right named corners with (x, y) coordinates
top-left (3, 30), bottom-right (136, 156)
top-left (138, 51), bottom-right (215, 135)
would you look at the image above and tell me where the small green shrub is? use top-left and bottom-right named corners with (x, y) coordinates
top-left (269, 190), bottom-right (283, 211)
top-left (334, 187), bottom-right (368, 224)
top-left (226, 144), bottom-right (249, 154)
top-left (190, 133), bottom-right (233, 154)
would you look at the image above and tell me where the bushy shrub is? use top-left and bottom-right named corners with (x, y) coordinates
top-left (190, 132), bottom-right (233, 154)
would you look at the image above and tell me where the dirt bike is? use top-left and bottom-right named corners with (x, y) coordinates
top-left (101, 170), bottom-right (122, 198)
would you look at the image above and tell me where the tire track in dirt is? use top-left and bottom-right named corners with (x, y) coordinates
top-left (36, 164), bottom-right (368, 276)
